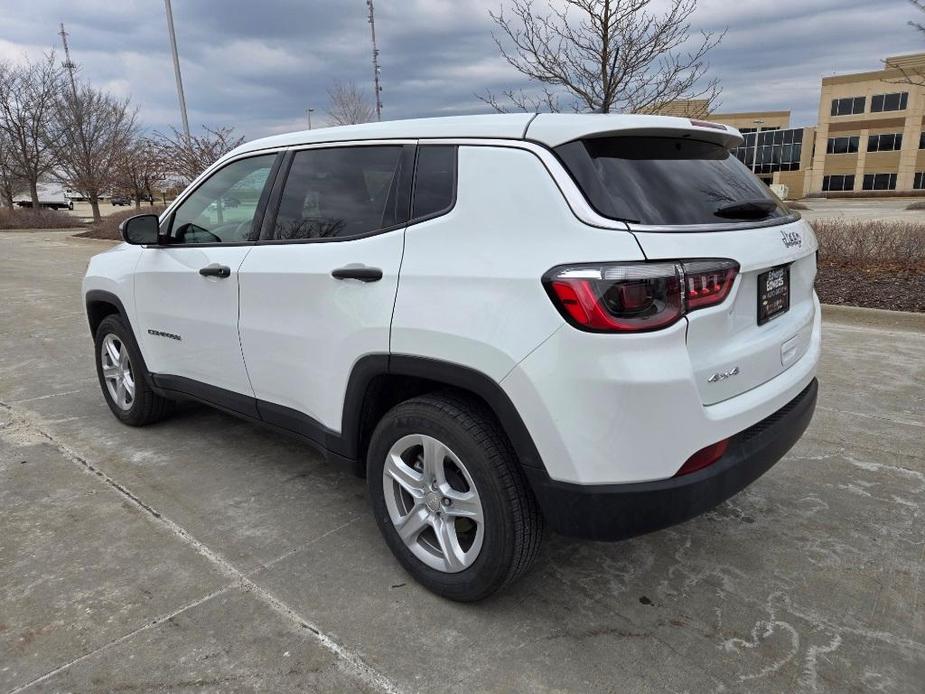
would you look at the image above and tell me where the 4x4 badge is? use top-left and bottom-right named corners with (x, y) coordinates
top-left (780, 229), bottom-right (802, 248)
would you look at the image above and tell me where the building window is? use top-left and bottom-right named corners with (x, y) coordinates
top-left (919, 132), bottom-right (925, 149)
top-left (739, 127), bottom-right (756, 133)
top-left (822, 175), bottom-right (855, 192)
top-left (730, 127), bottom-right (803, 175)
top-left (826, 135), bottom-right (860, 154)
top-left (914, 172), bottom-right (925, 190)
top-left (867, 133), bottom-right (904, 152)
top-left (862, 173), bottom-right (898, 191)
top-left (830, 96), bottom-right (865, 116)
top-left (871, 92), bottom-right (909, 113)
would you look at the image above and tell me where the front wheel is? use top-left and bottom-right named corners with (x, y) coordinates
top-left (367, 393), bottom-right (543, 601)
top-left (94, 315), bottom-right (173, 426)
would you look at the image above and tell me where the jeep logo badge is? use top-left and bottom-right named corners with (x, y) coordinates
top-left (780, 229), bottom-right (802, 248)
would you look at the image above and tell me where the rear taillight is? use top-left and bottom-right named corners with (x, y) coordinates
top-left (544, 259), bottom-right (738, 333)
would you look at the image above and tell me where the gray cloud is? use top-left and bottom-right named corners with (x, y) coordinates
top-left (0, 0), bottom-right (920, 140)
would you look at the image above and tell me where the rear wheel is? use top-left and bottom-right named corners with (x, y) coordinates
top-left (94, 315), bottom-right (172, 426)
top-left (367, 393), bottom-right (543, 601)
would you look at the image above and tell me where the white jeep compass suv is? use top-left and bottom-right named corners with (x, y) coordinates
top-left (83, 114), bottom-right (820, 601)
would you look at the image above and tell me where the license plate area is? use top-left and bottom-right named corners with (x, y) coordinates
top-left (757, 265), bottom-right (790, 325)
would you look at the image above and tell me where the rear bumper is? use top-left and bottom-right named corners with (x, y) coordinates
top-left (524, 378), bottom-right (818, 541)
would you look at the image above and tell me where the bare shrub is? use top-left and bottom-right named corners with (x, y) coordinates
top-left (0, 207), bottom-right (81, 230)
top-left (76, 205), bottom-right (167, 240)
top-left (811, 219), bottom-right (925, 271)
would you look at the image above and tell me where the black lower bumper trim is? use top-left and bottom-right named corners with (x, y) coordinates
top-left (524, 378), bottom-right (818, 541)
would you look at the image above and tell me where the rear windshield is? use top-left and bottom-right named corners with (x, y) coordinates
top-left (555, 136), bottom-right (792, 226)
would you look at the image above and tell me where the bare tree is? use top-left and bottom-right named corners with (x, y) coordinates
top-left (885, 0), bottom-right (925, 85)
top-left (326, 81), bottom-right (376, 126)
top-left (154, 125), bottom-right (244, 185)
top-left (117, 136), bottom-right (167, 208)
top-left (47, 82), bottom-right (137, 223)
top-left (0, 54), bottom-right (61, 208)
top-left (480, 0), bottom-right (724, 114)
top-left (0, 129), bottom-right (26, 209)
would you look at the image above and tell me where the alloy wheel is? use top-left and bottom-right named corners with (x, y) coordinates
top-left (100, 333), bottom-right (135, 411)
top-left (382, 433), bottom-right (484, 573)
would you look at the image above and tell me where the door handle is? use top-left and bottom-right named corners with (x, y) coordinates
top-left (199, 263), bottom-right (231, 278)
top-left (331, 265), bottom-right (383, 282)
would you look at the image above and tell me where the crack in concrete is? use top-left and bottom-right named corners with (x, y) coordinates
top-left (0, 401), bottom-right (404, 694)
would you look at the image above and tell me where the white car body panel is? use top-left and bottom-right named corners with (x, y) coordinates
top-left (238, 231), bottom-right (404, 431)
top-left (502, 296), bottom-right (820, 485)
top-left (133, 246), bottom-right (255, 395)
top-left (390, 144), bottom-right (644, 382)
top-left (630, 219), bottom-right (819, 405)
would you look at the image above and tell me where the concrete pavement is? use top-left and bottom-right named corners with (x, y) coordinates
top-left (1, 230), bottom-right (923, 693)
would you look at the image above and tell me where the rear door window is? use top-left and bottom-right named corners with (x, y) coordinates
top-left (412, 145), bottom-right (457, 219)
top-left (267, 145), bottom-right (407, 241)
top-left (555, 136), bottom-right (792, 227)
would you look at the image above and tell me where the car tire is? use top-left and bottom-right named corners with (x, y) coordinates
top-left (94, 315), bottom-right (173, 426)
top-left (367, 392), bottom-right (544, 601)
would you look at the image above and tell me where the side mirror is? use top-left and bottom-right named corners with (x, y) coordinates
top-left (120, 214), bottom-right (161, 245)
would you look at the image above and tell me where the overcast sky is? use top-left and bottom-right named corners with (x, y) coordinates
top-left (0, 0), bottom-right (920, 140)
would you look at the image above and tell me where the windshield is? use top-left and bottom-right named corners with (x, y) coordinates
top-left (555, 136), bottom-right (792, 227)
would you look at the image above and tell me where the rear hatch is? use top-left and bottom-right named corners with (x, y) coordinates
top-left (554, 132), bottom-right (818, 404)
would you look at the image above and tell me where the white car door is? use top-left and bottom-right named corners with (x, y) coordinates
top-left (238, 143), bottom-right (414, 437)
top-left (133, 153), bottom-right (279, 401)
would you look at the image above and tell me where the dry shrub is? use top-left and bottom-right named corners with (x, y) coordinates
top-left (811, 219), bottom-right (925, 272)
top-left (0, 207), bottom-right (83, 230)
top-left (76, 205), bottom-right (167, 240)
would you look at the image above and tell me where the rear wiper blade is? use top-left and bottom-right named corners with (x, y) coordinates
top-left (714, 199), bottom-right (778, 219)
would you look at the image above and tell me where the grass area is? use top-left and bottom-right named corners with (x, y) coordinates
top-left (75, 206), bottom-right (167, 240)
top-left (811, 219), bottom-right (925, 312)
top-left (0, 207), bottom-right (83, 230)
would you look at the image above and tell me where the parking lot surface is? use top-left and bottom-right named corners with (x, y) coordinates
top-left (1, 230), bottom-right (924, 693)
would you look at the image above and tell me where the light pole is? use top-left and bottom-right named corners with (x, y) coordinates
top-left (164, 0), bottom-right (191, 140)
top-left (751, 119), bottom-right (765, 175)
top-left (306, 108), bottom-right (314, 129)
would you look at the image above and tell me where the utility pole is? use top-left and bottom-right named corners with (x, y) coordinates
top-left (164, 0), bottom-right (191, 140)
top-left (306, 107), bottom-right (314, 129)
top-left (367, 0), bottom-right (383, 120)
top-left (58, 23), bottom-right (79, 99)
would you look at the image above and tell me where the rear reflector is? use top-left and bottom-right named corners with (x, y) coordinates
top-left (674, 439), bottom-right (730, 477)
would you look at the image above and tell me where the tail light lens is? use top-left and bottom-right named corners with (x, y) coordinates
top-left (544, 259), bottom-right (738, 333)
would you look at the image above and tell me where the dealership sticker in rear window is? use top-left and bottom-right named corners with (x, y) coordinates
top-left (757, 265), bottom-right (790, 325)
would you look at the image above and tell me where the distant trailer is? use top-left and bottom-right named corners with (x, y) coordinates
top-left (13, 184), bottom-right (75, 211)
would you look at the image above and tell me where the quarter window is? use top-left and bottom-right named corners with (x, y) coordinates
top-left (862, 173), bottom-right (898, 191)
top-left (822, 175), bottom-right (855, 192)
top-left (412, 145), bottom-right (457, 219)
top-left (871, 92), bottom-right (909, 113)
top-left (830, 96), bottom-right (865, 116)
top-left (867, 133), bottom-right (903, 152)
top-left (826, 136), bottom-right (859, 154)
top-left (168, 154), bottom-right (277, 245)
top-left (269, 146), bottom-right (405, 240)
